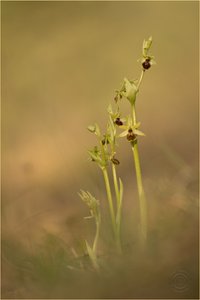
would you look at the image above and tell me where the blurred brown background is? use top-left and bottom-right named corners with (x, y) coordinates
top-left (1, 1), bottom-right (199, 298)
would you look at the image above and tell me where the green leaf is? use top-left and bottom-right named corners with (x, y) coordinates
top-left (119, 178), bottom-right (123, 207)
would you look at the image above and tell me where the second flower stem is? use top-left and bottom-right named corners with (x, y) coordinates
top-left (112, 163), bottom-right (122, 253)
top-left (102, 168), bottom-right (116, 232)
top-left (92, 219), bottom-right (100, 253)
top-left (131, 103), bottom-right (147, 247)
top-left (132, 141), bottom-right (147, 246)
top-left (102, 167), bottom-right (122, 252)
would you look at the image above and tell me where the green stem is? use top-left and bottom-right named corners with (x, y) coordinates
top-left (102, 167), bottom-right (116, 236)
top-left (98, 133), bottom-right (121, 251)
top-left (93, 220), bottom-right (100, 253)
top-left (131, 98), bottom-right (147, 246)
top-left (112, 163), bottom-right (120, 207)
top-left (112, 163), bottom-right (122, 253)
top-left (85, 241), bottom-right (99, 271)
top-left (137, 69), bottom-right (145, 90)
top-left (131, 140), bottom-right (147, 245)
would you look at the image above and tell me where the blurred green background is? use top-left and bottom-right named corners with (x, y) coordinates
top-left (2, 1), bottom-right (199, 299)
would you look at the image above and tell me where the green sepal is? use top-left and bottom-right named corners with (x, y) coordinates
top-left (118, 130), bottom-right (128, 138)
top-left (134, 122), bottom-right (141, 129)
top-left (133, 129), bottom-right (145, 136)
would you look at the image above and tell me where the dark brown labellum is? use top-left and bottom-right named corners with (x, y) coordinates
top-left (111, 157), bottom-right (120, 165)
top-left (142, 59), bottom-right (151, 70)
top-left (115, 117), bottom-right (123, 126)
top-left (127, 132), bottom-right (137, 141)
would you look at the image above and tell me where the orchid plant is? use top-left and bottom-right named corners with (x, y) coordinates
top-left (79, 37), bottom-right (155, 268)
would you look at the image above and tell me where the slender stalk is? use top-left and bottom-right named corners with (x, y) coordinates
top-left (112, 164), bottom-right (120, 207)
top-left (112, 163), bottom-right (122, 253)
top-left (110, 133), bottom-right (120, 209)
top-left (137, 69), bottom-right (145, 90)
top-left (131, 70), bottom-right (147, 246)
top-left (85, 241), bottom-right (99, 271)
top-left (131, 140), bottom-right (147, 245)
top-left (92, 219), bottom-right (100, 253)
top-left (102, 167), bottom-right (116, 236)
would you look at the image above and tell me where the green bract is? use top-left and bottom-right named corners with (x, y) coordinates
top-left (122, 78), bottom-right (138, 105)
top-left (107, 104), bottom-right (120, 120)
top-left (142, 36), bottom-right (152, 57)
top-left (88, 146), bottom-right (99, 160)
top-left (87, 123), bottom-right (100, 136)
top-left (87, 125), bottom-right (96, 133)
